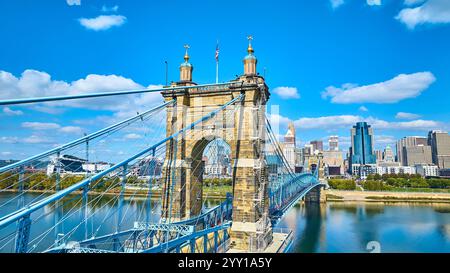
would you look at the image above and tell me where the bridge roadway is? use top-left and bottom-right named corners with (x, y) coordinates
top-left (227, 231), bottom-right (293, 253)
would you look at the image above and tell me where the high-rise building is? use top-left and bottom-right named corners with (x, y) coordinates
top-left (294, 147), bottom-right (303, 169)
top-left (282, 122), bottom-right (296, 170)
top-left (403, 145), bottom-right (433, 166)
top-left (375, 150), bottom-right (383, 163)
top-left (322, 150), bottom-right (344, 176)
top-left (396, 136), bottom-right (427, 165)
top-left (428, 130), bottom-right (450, 169)
top-left (347, 147), bottom-right (352, 173)
top-left (328, 135), bottom-right (339, 151)
top-left (303, 144), bottom-right (313, 156)
top-left (383, 145), bottom-right (395, 162)
top-left (310, 140), bottom-right (323, 153)
top-left (350, 122), bottom-right (376, 166)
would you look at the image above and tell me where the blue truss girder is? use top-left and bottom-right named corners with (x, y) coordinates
top-left (133, 223), bottom-right (194, 236)
top-left (141, 223), bottom-right (231, 253)
top-left (268, 173), bottom-right (320, 223)
top-left (45, 196), bottom-right (232, 253)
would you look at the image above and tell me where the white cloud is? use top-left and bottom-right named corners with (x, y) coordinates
top-left (374, 135), bottom-right (397, 144)
top-left (330, 0), bottom-right (345, 9)
top-left (359, 106), bottom-right (369, 112)
top-left (124, 133), bottom-right (142, 140)
top-left (272, 86), bottom-right (300, 99)
top-left (102, 5), bottom-right (119, 12)
top-left (30, 106), bottom-right (65, 114)
top-left (1, 135), bottom-right (57, 145)
top-left (0, 137), bottom-right (19, 144)
top-left (267, 113), bottom-right (292, 127)
top-left (396, 0), bottom-right (450, 29)
top-left (79, 15), bottom-right (127, 31)
top-left (22, 122), bottom-right (60, 130)
top-left (66, 0), bottom-right (81, 6)
top-left (273, 113), bottom-right (442, 131)
top-left (367, 0), bottom-right (382, 5)
top-left (395, 112), bottom-right (422, 119)
top-left (59, 126), bottom-right (84, 134)
top-left (321, 72), bottom-right (435, 104)
top-left (0, 69), bottom-right (163, 117)
top-left (3, 107), bottom-right (23, 116)
top-left (295, 115), bottom-right (363, 129)
top-left (23, 135), bottom-right (54, 144)
top-left (0, 151), bottom-right (12, 156)
top-left (21, 121), bottom-right (85, 135)
top-left (368, 118), bottom-right (441, 130)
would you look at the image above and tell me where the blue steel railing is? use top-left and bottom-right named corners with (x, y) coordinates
top-left (268, 172), bottom-right (320, 223)
top-left (142, 223), bottom-right (231, 253)
top-left (0, 94), bottom-right (244, 253)
top-left (171, 193), bottom-right (233, 229)
top-left (44, 196), bottom-right (233, 253)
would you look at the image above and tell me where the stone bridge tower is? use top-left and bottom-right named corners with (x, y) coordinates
top-left (160, 38), bottom-right (273, 250)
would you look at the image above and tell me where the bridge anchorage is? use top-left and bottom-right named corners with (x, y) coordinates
top-left (0, 38), bottom-right (324, 253)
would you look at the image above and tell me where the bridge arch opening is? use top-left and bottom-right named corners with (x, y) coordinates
top-left (189, 136), bottom-right (233, 214)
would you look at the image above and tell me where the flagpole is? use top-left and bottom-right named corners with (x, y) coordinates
top-left (215, 40), bottom-right (219, 84)
top-left (216, 59), bottom-right (219, 84)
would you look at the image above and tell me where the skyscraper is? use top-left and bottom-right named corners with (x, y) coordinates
top-left (396, 136), bottom-right (428, 165)
top-left (328, 135), bottom-right (339, 151)
top-left (404, 145), bottom-right (432, 166)
top-left (375, 150), bottom-right (383, 163)
top-left (350, 122), bottom-right (376, 169)
top-left (428, 130), bottom-right (450, 169)
top-left (310, 140), bottom-right (323, 152)
top-left (383, 145), bottom-right (395, 162)
top-left (282, 122), bottom-right (296, 170)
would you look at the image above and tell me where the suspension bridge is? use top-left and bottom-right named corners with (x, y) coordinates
top-left (0, 40), bottom-right (325, 253)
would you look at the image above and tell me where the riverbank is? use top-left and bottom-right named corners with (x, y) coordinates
top-left (7, 188), bottom-right (450, 203)
top-left (1, 188), bottom-right (228, 200)
top-left (326, 189), bottom-right (450, 203)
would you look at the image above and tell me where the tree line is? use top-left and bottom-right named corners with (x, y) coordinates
top-left (0, 171), bottom-right (233, 192)
top-left (0, 171), bottom-right (135, 192)
top-left (328, 174), bottom-right (450, 192)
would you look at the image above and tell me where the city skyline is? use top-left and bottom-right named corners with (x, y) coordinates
top-left (1, 0), bottom-right (450, 160)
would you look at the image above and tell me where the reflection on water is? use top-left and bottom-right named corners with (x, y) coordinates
top-left (1, 192), bottom-right (450, 253)
top-left (0, 192), bottom-right (221, 253)
top-left (277, 202), bottom-right (450, 253)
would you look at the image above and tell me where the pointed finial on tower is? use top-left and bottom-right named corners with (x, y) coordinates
top-left (247, 35), bottom-right (254, 54)
top-left (184, 44), bottom-right (190, 62)
top-left (243, 35), bottom-right (257, 75)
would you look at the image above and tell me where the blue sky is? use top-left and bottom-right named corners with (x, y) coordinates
top-left (0, 0), bottom-right (449, 161)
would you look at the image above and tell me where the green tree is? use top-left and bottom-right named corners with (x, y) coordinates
top-left (328, 179), bottom-right (356, 190)
top-left (0, 172), bottom-right (18, 190)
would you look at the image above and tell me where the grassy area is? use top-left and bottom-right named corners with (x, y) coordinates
top-left (203, 185), bottom-right (232, 198)
top-left (326, 194), bottom-right (344, 200)
top-left (385, 187), bottom-right (450, 193)
top-left (365, 195), bottom-right (450, 202)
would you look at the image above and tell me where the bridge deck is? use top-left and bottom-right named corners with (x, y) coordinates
top-left (226, 231), bottom-right (292, 253)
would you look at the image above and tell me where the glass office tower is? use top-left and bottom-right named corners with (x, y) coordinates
top-left (350, 122), bottom-right (376, 174)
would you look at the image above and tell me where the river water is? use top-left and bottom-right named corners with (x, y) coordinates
top-left (1, 192), bottom-right (449, 253)
top-left (278, 202), bottom-right (450, 253)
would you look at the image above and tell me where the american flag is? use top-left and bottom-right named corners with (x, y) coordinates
top-left (215, 42), bottom-right (219, 62)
